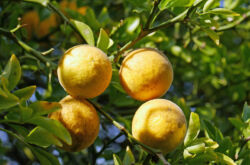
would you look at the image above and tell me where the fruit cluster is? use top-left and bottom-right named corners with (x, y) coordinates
top-left (21, 0), bottom-right (87, 39)
top-left (52, 44), bottom-right (187, 154)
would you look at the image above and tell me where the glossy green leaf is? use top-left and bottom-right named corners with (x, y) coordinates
top-left (202, 28), bottom-right (220, 45)
top-left (97, 28), bottom-right (110, 53)
top-left (113, 154), bottom-right (123, 165)
top-left (26, 127), bottom-right (62, 148)
top-left (85, 8), bottom-right (101, 31)
top-left (229, 117), bottom-right (245, 130)
top-left (29, 101), bottom-right (61, 116)
top-left (191, 137), bottom-right (219, 150)
top-left (23, 0), bottom-right (49, 7)
top-left (71, 19), bottom-right (95, 46)
top-left (159, 0), bottom-right (195, 10)
top-left (1, 54), bottom-right (21, 91)
top-left (206, 8), bottom-right (240, 16)
top-left (242, 102), bottom-right (250, 122)
top-left (20, 106), bottom-right (33, 122)
top-left (27, 116), bottom-right (71, 145)
top-left (184, 112), bottom-right (200, 146)
top-left (215, 152), bottom-right (236, 165)
top-left (0, 89), bottom-right (19, 111)
top-left (203, 0), bottom-right (219, 12)
top-left (203, 120), bottom-right (224, 143)
top-left (13, 85), bottom-right (36, 100)
top-left (186, 142), bottom-right (205, 154)
top-left (183, 149), bottom-right (194, 159)
top-left (30, 146), bottom-right (60, 165)
top-left (123, 146), bottom-right (135, 165)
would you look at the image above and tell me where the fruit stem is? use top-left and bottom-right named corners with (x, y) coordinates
top-left (88, 100), bottom-right (171, 165)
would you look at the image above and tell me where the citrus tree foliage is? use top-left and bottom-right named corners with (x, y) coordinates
top-left (0, 0), bottom-right (249, 164)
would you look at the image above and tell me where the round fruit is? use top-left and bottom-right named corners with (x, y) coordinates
top-left (132, 99), bottom-right (187, 154)
top-left (119, 48), bottom-right (173, 101)
top-left (36, 14), bottom-right (59, 38)
top-left (21, 10), bottom-right (39, 39)
top-left (57, 45), bottom-right (112, 98)
top-left (49, 95), bottom-right (100, 152)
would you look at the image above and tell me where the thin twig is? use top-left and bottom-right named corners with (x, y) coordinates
top-left (0, 28), bottom-right (56, 68)
top-left (47, 2), bottom-right (85, 42)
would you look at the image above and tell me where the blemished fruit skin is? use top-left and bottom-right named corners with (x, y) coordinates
top-left (49, 95), bottom-right (100, 152)
top-left (132, 99), bottom-right (187, 154)
top-left (119, 48), bottom-right (173, 101)
top-left (57, 45), bottom-right (112, 99)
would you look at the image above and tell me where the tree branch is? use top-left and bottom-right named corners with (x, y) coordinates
top-left (0, 27), bottom-right (56, 68)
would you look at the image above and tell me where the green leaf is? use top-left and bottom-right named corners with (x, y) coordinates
top-left (1, 54), bottom-right (21, 91)
top-left (159, 0), bottom-right (195, 10)
top-left (202, 28), bottom-right (220, 45)
top-left (183, 149), bottom-right (194, 159)
top-left (242, 102), bottom-right (250, 122)
top-left (215, 152), bottom-right (236, 165)
top-left (30, 146), bottom-right (60, 165)
top-left (29, 101), bottom-right (61, 116)
top-left (203, 0), bottom-right (219, 12)
top-left (13, 85), bottom-right (36, 100)
top-left (123, 146), bottom-right (135, 165)
top-left (206, 8), bottom-right (240, 16)
top-left (203, 120), bottom-right (224, 143)
top-left (27, 116), bottom-right (71, 145)
top-left (184, 112), bottom-right (200, 146)
top-left (8, 124), bottom-right (29, 137)
top-left (0, 89), bottom-right (19, 111)
top-left (71, 19), bottom-right (95, 46)
top-left (113, 154), bottom-right (123, 165)
top-left (191, 137), bottom-right (219, 150)
top-left (26, 127), bottom-right (62, 148)
top-left (186, 142), bottom-right (205, 154)
top-left (20, 106), bottom-right (33, 122)
top-left (229, 117), bottom-right (245, 130)
top-left (97, 28), bottom-right (110, 53)
top-left (23, 0), bottom-right (49, 7)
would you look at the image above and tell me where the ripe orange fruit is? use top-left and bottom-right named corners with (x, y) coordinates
top-left (49, 95), bottom-right (100, 152)
top-left (21, 11), bottom-right (39, 39)
top-left (36, 13), bottom-right (59, 38)
top-left (57, 45), bottom-right (112, 99)
top-left (119, 48), bottom-right (173, 101)
top-left (132, 99), bottom-right (187, 154)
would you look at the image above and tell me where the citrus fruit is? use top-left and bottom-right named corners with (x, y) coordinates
top-left (132, 99), bottom-right (187, 154)
top-left (21, 10), bottom-right (39, 39)
top-left (57, 45), bottom-right (112, 98)
top-left (119, 48), bottom-right (173, 101)
top-left (36, 13), bottom-right (59, 38)
top-left (49, 95), bottom-right (100, 152)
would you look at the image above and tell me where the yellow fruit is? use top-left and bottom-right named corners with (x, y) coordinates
top-left (57, 45), bottom-right (112, 98)
top-left (60, 0), bottom-right (77, 15)
top-left (132, 99), bottom-right (187, 154)
top-left (21, 11), bottom-right (39, 39)
top-left (119, 48), bottom-right (173, 101)
top-left (49, 95), bottom-right (100, 152)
